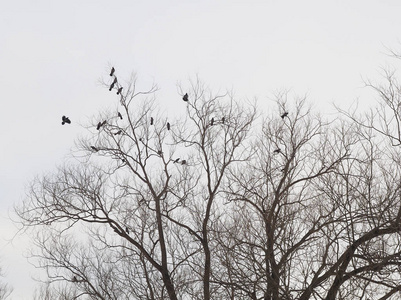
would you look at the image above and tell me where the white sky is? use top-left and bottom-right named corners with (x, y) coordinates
top-left (1, 0), bottom-right (401, 298)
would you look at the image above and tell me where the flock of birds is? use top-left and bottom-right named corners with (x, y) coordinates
top-left (61, 67), bottom-right (289, 161)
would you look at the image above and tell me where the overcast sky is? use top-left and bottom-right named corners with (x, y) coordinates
top-left (1, 0), bottom-right (401, 298)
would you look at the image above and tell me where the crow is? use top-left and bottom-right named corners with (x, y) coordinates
top-left (183, 93), bottom-right (189, 102)
top-left (118, 112), bottom-right (123, 120)
top-left (210, 118), bottom-right (214, 126)
top-left (273, 148), bottom-right (281, 154)
top-left (110, 67), bottom-right (115, 76)
top-left (157, 150), bottom-right (163, 155)
top-left (96, 122), bottom-right (102, 130)
top-left (173, 158), bottom-right (180, 163)
top-left (150, 117), bottom-right (154, 125)
top-left (109, 77), bottom-right (117, 91)
top-left (181, 160), bottom-right (187, 165)
top-left (125, 227), bottom-right (129, 234)
top-left (167, 122), bottom-right (171, 130)
top-left (91, 146), bottom-right (99, 152)
top-left (221, 117), bottom-right (225, 124)
top-left (114, 130), bottom-right (122, 135)
top-left (281, 112), bottom-right (288, 119)
top-left (61, 116), bottom-right (71, 125)
top-left (117, 87), bottom-right (123, 95)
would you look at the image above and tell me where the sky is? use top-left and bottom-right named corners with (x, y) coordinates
top-left (1, 0), bottom-right (401, 298)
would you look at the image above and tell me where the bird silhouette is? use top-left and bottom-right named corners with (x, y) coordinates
top-left (273, 148), bottom-right (281, 154)
top-left (117, 87), bottom-right (123, 95)
top-left (125, 227), bottom-right (129, 234)
top-left (281, 112), bottom-right (288, 119)
top-left (174, 158), bottom-right (180, 163)
top-left (109, 77), bottom-right (117, 91)
top-left (210, 118), bottom-right (214, 126)
top-left (183, 93), bottom-right (189, 102)
top-left (118, 112), bottom-right (123, 120)
top-left (101, 120), bottom-right (107, 127)
top-left (221, 117), bottom-right (225, 124)
top-left (150, 117), bottom-right (154, 125)
top-left (91, 146), bottom-right (99, 152)
top-left (110, 67), bottom-right (115, 76)
top-left (96, 122), bottom-right (102, 130)
top-left (181, 160), bottom-right (187, 165)
top-left (114, 130), bottom-right (122, 135)
top-left (61, 116), bottom-right (71, 125)
top-left (72, 276), bottom-right (78, 283)
top-left (167, 122), bottom-right (171, 130)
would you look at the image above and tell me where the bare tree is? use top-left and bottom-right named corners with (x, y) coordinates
top-left (16, 69), bottom-right (401, 299)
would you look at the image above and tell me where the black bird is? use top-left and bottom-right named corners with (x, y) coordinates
top-left (210, 118), bottom-right (214, 126)
top-left (221, 117), bottom-right (225, 124)
top-left (61, 115), bottom-right (71, 125)
top-left (91, 146), bottom-right (99, 152)
top-left (114, 130), bottom-right (122, 135)
top-left (125, 227), bottom-right (129, 234)
top-left (173, 158), bottom-right (180, 163)
top-left (72, 276), bottom-right (78, 283)
top-left (118, 112), bottom-right (123, 120)
top-left (181, 160), bottom-right (187, 165)
top-left (109, 77), bottom-right (117, 91)
top-left (281, 112), bottom-right (288, 119)
top-left (96, 122), bottom-right (102, 130)
top-left (183, 93), bottom-right (189, 102)
top-left (110, 67), bottom-right (115, 76)
top-left (117, 87), bottom-right (123, 95)
top-left (167, 122), bottom-right (171, 130)
top-left (273, 148), bottom-right (281, 154)
top-left (101, 120), bottom-right (107, 127)
top-left (150, 117), bottom-right (154, 125)
top-left (157, 150), bottom-right (163, 155)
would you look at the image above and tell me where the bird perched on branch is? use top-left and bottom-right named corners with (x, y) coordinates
top-left (117, 87), bottom-right (123, 95)
top-left (109, 77), bottom-right (117, 91)
top-left (91, 146), bottom-right (99, 152)
top-left (181, 160), bottom-right (187, 165)
top-left (221, 117), bottom-right (225, 124)
top-left (110, 67), bottom-right (115, 76)
top-left (183, 93), bottom-right (189, 102)
top-left (210, 118), bottom-right (214, 126)
top-left (150, 117), bottom-right (154, 125)
top-left (118, 112), bottom-right (123, 120)
top-left (167, 122), bottom-right (171, 130)
top-left (96, 120), bottom-right (106, 130)
top-left (114, 130), bottom-right (122, 135)
top-left (281, 112), bottom-right (288, 119)
top-left (61, 116), bottom-right (71, 125)
top-left (273, 148), bottom-right (281, 154)
top-left (173, 158), bottom-right (180, 163)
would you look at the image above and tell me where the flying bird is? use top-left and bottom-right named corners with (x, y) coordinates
top-left (117, 87), bottom-right (123, 95)
top-left (110, 67), bottom-right (115, 76)
top-left (183, 93), bottom-right (189, 102)
top-left (61, 116), bottom-right (71, 125)
top-left (281, 112), bottom-right (289, 119)
top-left (210, 118), bottom-right (214, 126)
top-left (150, 117), bottom-right (154, 125)
top-left (114, 130), bottom-right (122, 135)
top-left (167, 122), bottom-right (171, 130)
top-left (109, 77), bottom-right (117, 91)
top-left (91, 146), bottom-right (99, 152)
top-left (118, 112), bottom-right (123, 120)
top-left (273, 148), bottom-right (281, 154)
